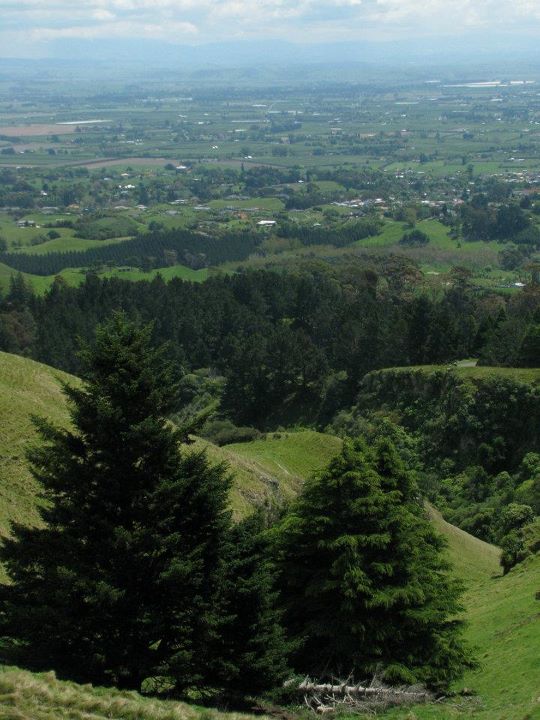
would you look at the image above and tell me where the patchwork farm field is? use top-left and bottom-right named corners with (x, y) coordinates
top-left (0, 72), bottom-right (539, 290)
top-left (0, 124), bottom-right (81, 137)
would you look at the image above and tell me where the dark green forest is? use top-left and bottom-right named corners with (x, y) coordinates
top-left (1, 262), bottom-right (539, 577)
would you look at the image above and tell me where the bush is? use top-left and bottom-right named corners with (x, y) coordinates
top-left (500, 515), bottom-right (540, 574)
top-left (202, 419), bottom-right (261, 446)
top-left (400, 229), bottom-right (430, 246)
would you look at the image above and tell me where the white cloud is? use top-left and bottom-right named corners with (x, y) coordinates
top-left (92, 8), bottom-right (116, 21)
top-left (1, 0), bottom-right (540, 52)
top-left (27, 19), bottom-right (198, 41)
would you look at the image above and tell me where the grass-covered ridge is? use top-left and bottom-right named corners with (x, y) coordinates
top-left (199, 431), bottom-right (343, 519)
top-left (0, 351), bottom-right (77, 538)
top-left (376, 363), bottom-right (540, 385)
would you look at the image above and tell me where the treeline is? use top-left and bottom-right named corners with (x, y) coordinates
top-left (460, 198), bottom-right (540, 254)
top-left (0, 227), bottom-right (263, 275)
top-left (2, 260), bottom-right (539, 429)
top-left (276, 216), bottom-right (383, 246)
top-left (0, 218), bottom-right (383, 276)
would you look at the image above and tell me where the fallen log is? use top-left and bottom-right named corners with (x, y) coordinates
top-left (298, 678), bottom-right (431, 702)
top-left (292, 677), bottom-right (434, 713)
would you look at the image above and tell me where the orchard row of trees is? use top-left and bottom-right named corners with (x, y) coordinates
top-left (0, 316), bottom-right (473, 698)
top-left (0, 227), bottom-right (264, 276)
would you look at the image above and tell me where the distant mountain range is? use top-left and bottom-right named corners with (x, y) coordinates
top-left (1, 34), bottom-right (540, 79)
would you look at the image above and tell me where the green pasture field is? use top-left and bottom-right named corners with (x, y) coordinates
top-left (141, 207), bottom-right (197, 229)
top-left (194, 430), bottom-right (342, 519)
top-left (227, 430), bottom-right (342, 483)
top-left (353, 219), bottom-right (506, 273)
top-left (0, 214), bottom-right (137, 253)
top-left (355, 218), bottom-right (497, 252)
top-left (0, 215), bottom-right (76, 249)
top-left (377, 364), bottom-right (540, 384)
top-left (0, 262), bottom-right (50, 292)
top-left (99, 264), bottom-right (210, 283)
top-left (0, 262), bottom-right (209, 294)
top-left (208, 197), bottom-right (284, 211)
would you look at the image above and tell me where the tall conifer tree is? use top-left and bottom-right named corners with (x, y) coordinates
top-left (221, 510), bottom-right (291, 697)
top-left (274, 439), bottom-right (474, 688)
top-left (0, 313), bottom-right (232, 694)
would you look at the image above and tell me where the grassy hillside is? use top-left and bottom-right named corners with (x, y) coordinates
top-left (0, 351), bottom-right (77, 538)
top-left (384, 364), bottom-right (540, 385)
top-left (0, 351), bottom-right (340, 529)
top-left (195, 431), bottom-right (342, 519)
top-left (0, 351), bottom-right (537, 719)
top-left (428, 506), bottom-right (500, 588)
top-left (360, 509), bottom-right (539, 720)
top-left (381, 554), bottom-right (540, 720)
top-left (0, 666), bottom-right (260, 720)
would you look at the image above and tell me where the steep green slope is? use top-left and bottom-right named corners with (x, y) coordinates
top-left (379, 509), bottom-right (538, 720)
top-left (0, 351), bottom-right (77, 537)
top-left (458, 555), bottom-right (539, 720)
top-left (0, 666), bottom-right (261, 720)
top-left (381, 554), bottom-right (540, 720)
top-left (428, 505), bottom-right (500, 588)
top-left (196, 431), bottom-right (342, 519)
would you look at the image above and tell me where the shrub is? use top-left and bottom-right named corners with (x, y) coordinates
top-left (399, 229), bottom-right (430, 246)
top-left (202, 419), bottom-right (261, 446)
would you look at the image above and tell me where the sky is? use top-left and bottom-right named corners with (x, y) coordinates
top-left (1, 0), bottom-right (540, 58)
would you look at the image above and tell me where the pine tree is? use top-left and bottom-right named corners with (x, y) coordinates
top-left (517, 323), bottom-right (540, 367)
top-left (0, 313), bottom-right (232, 694)
top-left (220, 510), bottom-right (291, 698)
top-left (273, 439), bottom-right (474, 689)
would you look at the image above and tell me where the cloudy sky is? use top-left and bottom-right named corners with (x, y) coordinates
top-left (1, 0), bottom-right (540, 57)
